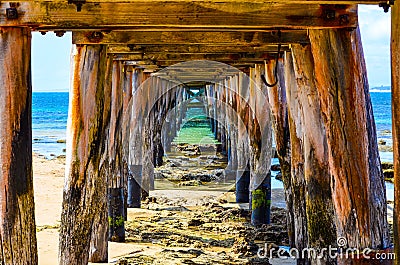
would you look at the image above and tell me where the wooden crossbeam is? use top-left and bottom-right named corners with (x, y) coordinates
top-left (111, 52), bottom-right (275, 63)
top-left (0, 2), bottom-right (357, 30)
top-left (2, 0), bottom-right (386, 4)
top-left (73, 31), bottom-right (309, 45)
top-left (107, 44), bottom-right (290, 54)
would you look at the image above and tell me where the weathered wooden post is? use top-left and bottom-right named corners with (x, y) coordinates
top-left (265, 59), bottom-right (295, 246)
top-left (88, 55), bottom-right (113, 263)
top-left (248, 65), bottom-right (272, 226)
top-left (59, 45), bottom-right (109, 264)
top-left (108, 60), bottom-right (125, 242)
top-left (0, 27), bottom-right (38, 264)
top-left (235, 73), bottom-right (251, 203)
top-left (309, 27), bottom-right (389, 251)
top-left (284, 52), bottom-right (309, 262)
top-left (291, 44), bottom-right (337, 264)
top-left (127, 68), bottom-right (145, 208)
top-left (391, 2), bottom-right (400, 263)
top-left (213, 84), bottom-right (219, 140)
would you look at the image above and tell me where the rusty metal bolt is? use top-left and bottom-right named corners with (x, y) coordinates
top-left (85, 31), bottom-right (103, 42)
top-left (127, 44), bottom-right (136, 51)
top-left (91, 31), bottom-right (103, 39)
top-left (55, 31), bottom-right (66, 37)
top-left (6, 8), bottom-right (18, 19)
top-left (339, 14), bottom-right (349, 25)
top-left (324, 10), bottom-right (336, 20)
top-left (379, 2), bottom-right (391, 12)
top-left (68, 0), bottom-right (86, 12)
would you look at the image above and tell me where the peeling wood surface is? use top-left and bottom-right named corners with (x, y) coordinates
top-left (309, 27), bottom-right (389, 249)
top-left (0, 27), bottom-right (38, 265)
top-left (391, 2), bottom-right (400, 263)
top-left (0, 2), bottom-right (357, 30)
top-left (59, 45), bottom-right (110, 264)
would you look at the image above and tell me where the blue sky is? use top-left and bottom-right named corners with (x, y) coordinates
top-left (31, 5), bottom-right (391, 92)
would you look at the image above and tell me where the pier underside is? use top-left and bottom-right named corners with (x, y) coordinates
top-left (0, 0), bottom-right (399, 264)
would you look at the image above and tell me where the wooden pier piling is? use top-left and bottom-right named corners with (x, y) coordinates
top-left (284, 52), bottom-right (309, 263)
top-left (309, 27), bottom-right (389, 250)
top-left (291, 43), bottom-right (337, 264)
top-left (0, 27), bottom-right (38, 265)
top-left (59, 44), bottom-right (109, 265)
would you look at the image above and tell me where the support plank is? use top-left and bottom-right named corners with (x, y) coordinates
top-left (309, 27), bottom-right (389, 250)
top-left (2, 0), bottom-right (386, 5)
top-left (59, 44), bottom-right (110, 264)
top-left (108, 44), bottom-right (291, 55)
top-left (391, 1), bottom-right (400, 263)
top-left (0, 27), bottom-right (38, 265)
top-left (74, 31), bottom-right (309, 45)
top-left (0, 2), bottom-right (357, 30)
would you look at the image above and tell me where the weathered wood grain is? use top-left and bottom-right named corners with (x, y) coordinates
top-left (309, 27), bottom-right (389, 250)
top-left (59, 44), bottom-right (109, 264)
top-left (0, 2), bottom-right (357, 30)
top-left (88, 55), bottom-right (113, 263)
top-left (265, 59), bottom-right (295, 246)
top-left (284, 51), bottom-right (309, 264)
top-left (0, 27), bottom-right (38, 265)
top-left (391, 1), bottom-right (400, 263)
top-left (108, 60), bottom-right (125, 189)
top-left (74, 31), bottom-right (309, 45)
top-left (2, 0), bottom-right (385, 4)
top-left (291, 44), bottom-right (337, 264)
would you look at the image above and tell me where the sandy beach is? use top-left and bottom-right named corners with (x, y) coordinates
top-left (33, 154), bottom-right (290, 264)
top-left (33, 154), bottom-right (394, 264)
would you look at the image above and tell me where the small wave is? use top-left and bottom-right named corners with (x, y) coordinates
top-left (370, 89), bottom-right (391, 93)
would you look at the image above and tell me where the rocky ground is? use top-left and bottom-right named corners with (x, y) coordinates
top-left (116, 193), bottom-right (289, 265)
top-left (156, 143), bottom-right (230, 187)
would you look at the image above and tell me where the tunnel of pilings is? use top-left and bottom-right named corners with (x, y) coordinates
top-left (0, 2), bottom-right (399, 264)
top-left (123, 61), bottom-right (273, 226)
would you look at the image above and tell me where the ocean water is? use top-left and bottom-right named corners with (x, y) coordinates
top-left (370, 91), bottom-right (393, 162)
top-left (32, 92), bottom-right (69, 158)
top-left (32, 91), bottom-right (393, 157)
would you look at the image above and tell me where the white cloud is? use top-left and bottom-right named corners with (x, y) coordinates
top-left (359, 5), bottom-right (391, 87)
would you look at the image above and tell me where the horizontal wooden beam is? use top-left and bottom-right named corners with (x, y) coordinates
top-left (107, 44), bottom-right (290, 54)
top-left (0, 2), bottom-right (357, 30)
top-left (4, 0), bottom-right (387, 6)
top-left (73, 31), bottom-right (309, 45)
top-left (112, 52), bottom-right (275, 62)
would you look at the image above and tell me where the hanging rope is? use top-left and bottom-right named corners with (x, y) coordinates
top-left (261, 31), bottom-right (282, 88)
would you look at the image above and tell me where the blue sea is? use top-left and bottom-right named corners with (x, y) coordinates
top-left (32, 90), bottom-right (394, 158)
top-left (32, 92), bottom-right (69, 158)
